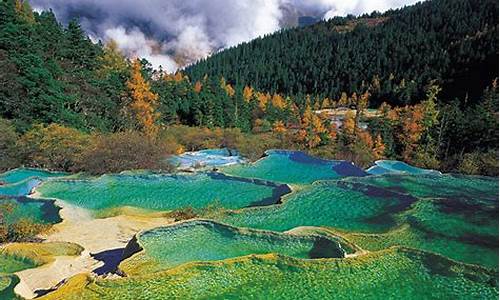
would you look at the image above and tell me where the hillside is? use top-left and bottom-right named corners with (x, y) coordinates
top-left (186, 0), bottom-right (499, 107)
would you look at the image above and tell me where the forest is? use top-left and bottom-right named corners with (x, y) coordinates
top-left (0, 0), bottom-right (498, 176)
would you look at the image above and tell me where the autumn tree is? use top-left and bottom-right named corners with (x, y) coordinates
top-left (243, 86), bottom-right (254, 102)
top-left (296, 104), bottom-right (328, 148)
top-left (372, 134), bottom-right (386, 160)
top-left (127, 59), bottom-right (160, 136)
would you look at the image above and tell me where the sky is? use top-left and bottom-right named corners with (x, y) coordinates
top-left (29, 0), bottom-right (421, 72)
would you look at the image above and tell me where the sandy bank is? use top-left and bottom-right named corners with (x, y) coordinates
top-left (15, 199), bottom-right (173, 299)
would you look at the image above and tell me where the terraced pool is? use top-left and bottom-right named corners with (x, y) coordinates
top-left (0, 168), bottom-right (67, 197)
top-left (220, 180), bottom-right (416, 233)
top-left (121, 220), bottom-right (345, 275)
top-left (0, 168), bottom-right (67, 184)
top-left (0, 197), bottom-right (62, 225)
top-left (40, 248), bottom-right (498, 300)
top-left (221, 150), bottom-right (366, 184)
top-left (36, 172), bottom-right (290, 213)
top-left (366, 160), bottom-right (442, 175)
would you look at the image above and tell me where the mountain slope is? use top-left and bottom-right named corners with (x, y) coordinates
top-left (186, 0), bottom-right (499, 107)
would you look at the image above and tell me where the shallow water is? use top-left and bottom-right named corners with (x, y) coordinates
top-left (36, 173), bottom-right (289, 212)
top-left (222, 150), bottom-right (366, 184)
top-left (220, 180), bottom-right (415, 233)
top-left (0, 168), bottom-right (67, 197)
top-left (366, 160), bottom-right (441, 175)
top-left (43, 248), bottom-right (499, 300)
top-left (0, 168), bottom-right (66, 185)
top-left (125, 220), bottom-right (344, 273)
top-left (0, 197), bottom-right (62, 225)
top-left (0, 178), bottom-right (42, 197)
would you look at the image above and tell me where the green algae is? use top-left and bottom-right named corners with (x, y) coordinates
top-left (120, 220), bottom-right (345, 275)
top-left (219, 180), bottom-right (415, 233)
top-left (40, 248), bottom-right (498, 300)
top-left (0, 253), bottom-right (37, 274)
top-left (221, 150), bottom-right (366, 184)
top-left (0, 274), bottom-right (20, 300)
top-left (36, 173), bottom-right (288, 213)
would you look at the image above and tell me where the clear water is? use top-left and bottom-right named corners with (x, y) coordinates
top-left (0, 178), bottom-right (42, 197)
top-left (0, 168), bottom-right (67, 197)
top-left (345, 173), bottom-right (498, 202)
top-left (366, 160), bottom-right (441, 175)
top-left (0, 197), bottom-right (62, 225)
top-left (43, 248), bottom-right (498, 300)
top-left (0, 168), bottom-right (67, 184)
top-left (36, 173), bottom-right (288, 212)
top-left (220, 181), bottom-right (415, 233)
top-left (123, 220), bottom-right (344, 274)
top-left (170, 148), bottom-right (246, 169)
top-left (222, 150), bottom-right (366, 184)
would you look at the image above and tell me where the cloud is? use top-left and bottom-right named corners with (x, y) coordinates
top-left (29, 0), bottom-right (421, 71)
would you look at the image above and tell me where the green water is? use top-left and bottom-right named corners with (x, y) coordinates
top-left (220, 181), bottom-right (413, 233)
top-left (43, 248), bottom-right (498, 300)
top-left (0, 178), bottom-right (42, 197)
top-left (220, 173), bottom-right (498, 268)
top-left (346, 174), bottom-right (498, 202)
top-left (125, 220), bottom-right (344, 274)
top-left (0, 197), bottom-right (62, 225)
top-left (346, 196), bottom-right (499, 268)
top-left (0, 168), bottom-right (66, 184)
top-left (0, 168), bottom-right (67, 197)
top-left (222, 150), bottom-right (365, 184)
top-left (36, 173), bottom-right (286, 212)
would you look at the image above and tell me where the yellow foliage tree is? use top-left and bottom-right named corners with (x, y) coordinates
top-left (256, 92), bottom-right (271, 112)
top-left (321, 97), bottom-right (331, 109)
top-left (127, 59), bottom-right (160, 137)
top-left (372, 134), bottom-right (386, 159)
top-left (271, 94), bottom-right (287, 110)
top-left (272, 120), bottom-right (287, 135)
top-left (243, 86), bottom-right (254, 102)
top-left (338, 92), bottom-right (349, 107)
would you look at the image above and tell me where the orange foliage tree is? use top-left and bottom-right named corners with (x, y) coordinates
top-left (127, 59), bottom-right (160, 137)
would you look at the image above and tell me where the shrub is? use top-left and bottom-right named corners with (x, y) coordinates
top-left (166, 207), bottom-right (198, 221)
top-left (79, 131), bottom-right (173, 175)
top-left (17, 124), bottom-right (89, 171)
top-left (8, 218), bottom-right (50, 242)
top-left (459, 151), bottom-right (498, 176)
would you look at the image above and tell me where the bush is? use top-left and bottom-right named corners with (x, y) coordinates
top-left (17, 124), bottom-right (89, 171)
top-left (79, 131), bottom-right (174, 175)
top-left (8, 218), bottom-right (50, 242)
top-left (459, 151), bottom-right (498, 176)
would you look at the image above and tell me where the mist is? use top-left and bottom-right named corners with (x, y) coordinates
top-left (30, 0), bottom-right (421, 72)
